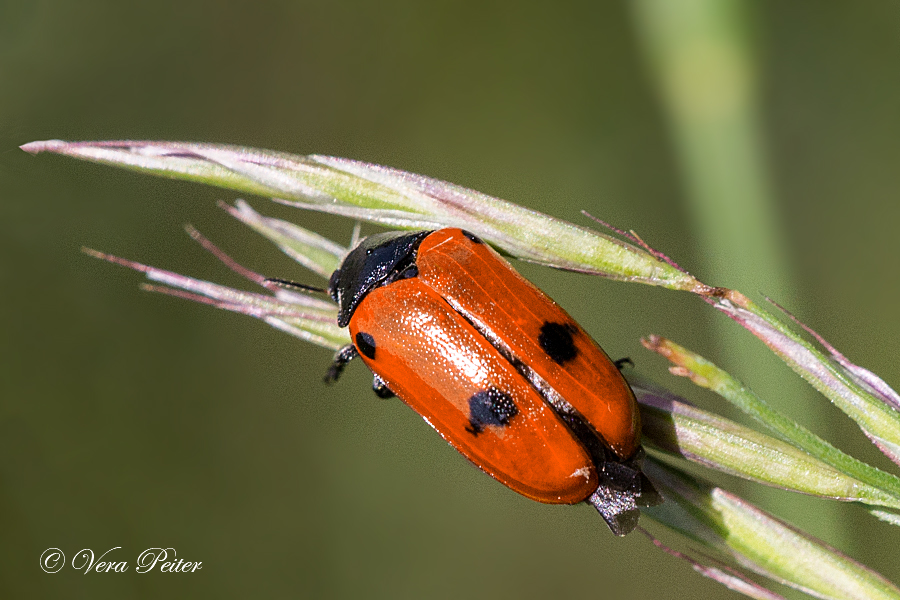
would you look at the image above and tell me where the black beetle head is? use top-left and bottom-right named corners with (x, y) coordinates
top-left (329, 230), bottom-right (432, 327)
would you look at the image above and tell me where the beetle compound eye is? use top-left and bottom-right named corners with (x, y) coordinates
top-left (328, 270), bottom-right (341, 302)
top-left (465, 387), bottom-right (518, 435)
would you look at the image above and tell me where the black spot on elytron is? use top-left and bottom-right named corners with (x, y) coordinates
top-left (465, 387), bottom-right (518, 435)
top-left (462, 230), bottom-right (483, 244)
top-left (538, 321), bottom-right (579, 365)
top-left (355, 332), bottom-right (377, 359)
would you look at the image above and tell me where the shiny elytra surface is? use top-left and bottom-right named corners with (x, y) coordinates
top-left (416, 229), bottom-right (640, 459)
top-left (349, 279), bottom-right (598, 504)
top-left (347, 228), bottom-right (641, 503)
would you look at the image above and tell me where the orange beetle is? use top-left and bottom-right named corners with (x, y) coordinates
top-left (326, 228), bottom-right (659, 535)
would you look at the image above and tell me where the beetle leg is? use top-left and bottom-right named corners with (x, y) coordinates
top-left (614, 357), bottom-right (634, 370)
top-left (325, 344), bottom-right (359, 383)
top-left (372, 374), bottom-right (395, 399)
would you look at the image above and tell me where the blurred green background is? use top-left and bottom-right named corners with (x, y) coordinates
top-left (3, 1), bottom-right (900, 598)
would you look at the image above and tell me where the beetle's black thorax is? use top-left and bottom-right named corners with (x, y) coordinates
top-left (329, 230), bottom-right (432, 327)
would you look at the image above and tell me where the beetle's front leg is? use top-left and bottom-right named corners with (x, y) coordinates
top-left (325, 344), bottom-right (359, 383)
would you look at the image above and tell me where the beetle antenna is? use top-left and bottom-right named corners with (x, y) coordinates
top-left (264, 277), bottom-right (329, 295)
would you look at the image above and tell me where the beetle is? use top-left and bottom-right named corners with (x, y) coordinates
top-left (322, 228), bottom-right (659, 535)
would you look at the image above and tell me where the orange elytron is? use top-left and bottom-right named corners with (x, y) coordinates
top-left (326, 228), bottom-right (659, 535)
